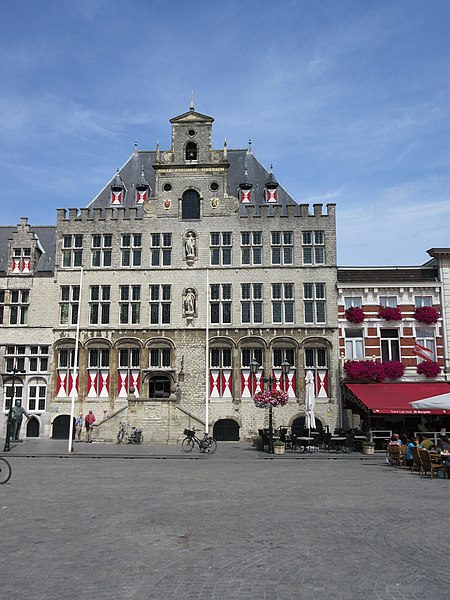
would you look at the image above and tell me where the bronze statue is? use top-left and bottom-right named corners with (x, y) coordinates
top-left (10, 399), bottom-right (29, 441)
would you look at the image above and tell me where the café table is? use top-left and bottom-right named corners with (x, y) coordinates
top-left (329, 436), bottom-right (346, 453)
top-left (296, 436), bottom-right (314, 453)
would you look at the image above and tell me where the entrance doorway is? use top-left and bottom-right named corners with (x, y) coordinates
top-left (52, 415), bottom-right (75, 439)
top-left (213, 419), bottom-right (240, 441)
top-left (26, 416), bottom-right (40, 437)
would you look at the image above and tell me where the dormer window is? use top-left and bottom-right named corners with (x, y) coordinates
top-left (185, 142), bottom-right (198, 161)
top-left (12, 248), bottom-right (31, 274)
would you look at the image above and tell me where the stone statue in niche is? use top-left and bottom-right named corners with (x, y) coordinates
top-left (185, 231), bottom-right (196, 259)
top-left (184, 288), bottom-right (196, 316)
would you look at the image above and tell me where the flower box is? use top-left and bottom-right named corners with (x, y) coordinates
top-left (383, 360), bottom-right (405, 380)
top-left (378, 306), bottom-right (402, 321)
top-left (344, 360), bottom-right (385, 382)
top-left (414, 306), bottom-right (439, 325)
top-left (345, 306), bottom-right (365, 323)
top-left (416, 361), bottom-right (441, 378)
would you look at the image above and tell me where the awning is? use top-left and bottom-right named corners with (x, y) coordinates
top-left (344, 382), bottom-right (450, 415)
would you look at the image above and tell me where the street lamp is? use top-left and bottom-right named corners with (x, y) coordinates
top-left (251, 359), bottom-right (291, 454)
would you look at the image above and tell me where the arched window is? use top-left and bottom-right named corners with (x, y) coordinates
top-left (87, 346), bottom-right (110, 398)
top-left (210, 346), bottom-right (233, 399)
top-left (185, 142), bottom-right (197, 161)
top-left (304, 345), bottom-right (329, 398)
top-left (182, 190), bottom-right (200, 220)
top-left (118, 346), bottom-right (141, 397)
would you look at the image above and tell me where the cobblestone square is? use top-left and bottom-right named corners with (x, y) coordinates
top-left (1, 440), bottom-right (449, 599)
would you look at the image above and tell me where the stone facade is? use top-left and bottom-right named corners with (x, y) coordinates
top-left (0, 103), bottom-right (340, 442)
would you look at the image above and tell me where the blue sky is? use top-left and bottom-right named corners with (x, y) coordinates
top-left (1, 0), bottom-right (450, 265)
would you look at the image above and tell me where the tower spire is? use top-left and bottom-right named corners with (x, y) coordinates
top-left (190, 91), bottom-right (195, 111)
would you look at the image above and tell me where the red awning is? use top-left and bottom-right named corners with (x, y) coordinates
top-left (344, 382), bottom-right (450, 415)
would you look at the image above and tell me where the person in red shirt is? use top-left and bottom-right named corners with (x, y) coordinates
top-left (84, 410), bottom-right (96, 443)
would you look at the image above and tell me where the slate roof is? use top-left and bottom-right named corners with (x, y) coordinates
top-left (87, 149), bottom-right (297, 213)
top-left (0, 226), bottom-right (56, 274)
top-left (337, 266), bottom-right (439, 284)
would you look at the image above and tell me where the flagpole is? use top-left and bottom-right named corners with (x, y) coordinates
top-left (205, 268), bottom-right (209, 435)
top-left (68, 267), bottom-right (83, 452)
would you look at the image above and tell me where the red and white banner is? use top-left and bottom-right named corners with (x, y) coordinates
top-left (111, 190), bottom-right (123, 205)
top-left (240, 189), bottom-right (251, 203)
top-left (266, 188), bottom-right (277, 203)
top-left (136, 190), bottom-right (147, 204)
top-left (413, 343), bottom-right (434, 363)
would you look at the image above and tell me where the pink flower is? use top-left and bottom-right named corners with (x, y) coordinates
top-left (416, 361), bottom-right (441, 378)
top-left (414, 306), bottom-right (439, 325)
top-left (345, 306), bottom-right (365, 323)
top-left (378, 306), bottom-right (402, 321)
top-left (344, 360), bottom-right (385, 382)
top-left (254, 389), bottom-right (289, 408)
top-left (383, 360), bottom-right (405, 380)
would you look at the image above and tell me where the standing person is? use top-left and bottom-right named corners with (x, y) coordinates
top-left (75, 412), bottom-right (83, 442)
top-left (85, 410), bottom-right (96, 443)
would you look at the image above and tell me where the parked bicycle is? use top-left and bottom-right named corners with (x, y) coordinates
top-left (0, 457), bottom-right (12, 484)
top-left (181, 428), bottom-right (217, 453)
top-left (116, 421), bottom-right (144, 445)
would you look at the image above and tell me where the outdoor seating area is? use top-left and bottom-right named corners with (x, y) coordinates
top-left (256, 427), bottom-right (372, 454)
top-left (386, 438), bottom-right (450, 479)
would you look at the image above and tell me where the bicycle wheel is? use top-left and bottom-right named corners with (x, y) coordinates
top-left (138, 433), bottom-right (143, 444)
top-left (203, 437), bottom-right (217, 454)
top-left (0, 458), bottom-right (12, 484)
top-left (181, 437), bottom-right (195, 452)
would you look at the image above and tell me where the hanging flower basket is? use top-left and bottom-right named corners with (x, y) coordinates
top-left (253, 389), bottom-right (289, 408)
top-left (344, 360), bottom-right (385, 382)
top-left (417, 361), bottom-right (441, 378)
top-left (414, 306), bottom-right (439, 325)
top-left (345, 306), bottom-right (365, 323)
top-left (378, 306), bottom-right (402, 321)
top-left (382, 360), bottom-right (405, 380)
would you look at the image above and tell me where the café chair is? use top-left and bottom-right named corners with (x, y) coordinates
top-left (410, 446), bottom-right (423, 474)
top-left (387, 444), bottom-right (405, 467)
top-left (418, 449), bottom-right (445, 479)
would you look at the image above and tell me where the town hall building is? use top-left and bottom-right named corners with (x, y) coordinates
top-left (0, 102), bottom-right (340, 442)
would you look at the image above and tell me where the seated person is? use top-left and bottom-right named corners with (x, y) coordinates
top-left (389, 434), bottom-right (402, 446)
top-left (438, 435), bottom-right (450, 451)
top-left (420, 435), bottom-right (434, 450)
top-left (406, 437), bottom-right (422, 464)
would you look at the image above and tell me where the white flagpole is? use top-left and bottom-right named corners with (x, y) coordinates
top-left (205, 268), bottom-right (209, 435)
top-left (68, 267), bottom-right (83, 452)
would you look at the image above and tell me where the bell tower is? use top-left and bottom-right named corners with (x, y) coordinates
top-left (152, 98), bottom-right (230, 219)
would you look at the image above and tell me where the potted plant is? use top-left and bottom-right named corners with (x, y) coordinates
top-left (273, 440), bottom-right (286, 455)
top-left (362, 429), bottom-right (375, 455)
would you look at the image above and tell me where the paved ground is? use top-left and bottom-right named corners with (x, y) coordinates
top-left (1, 439), bottom-right (449, 600)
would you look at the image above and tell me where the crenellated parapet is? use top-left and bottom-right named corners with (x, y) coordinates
top-left (239, 202), bottom-right (336, 220)
top-left (57, 206), bottom-right (144, 224)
